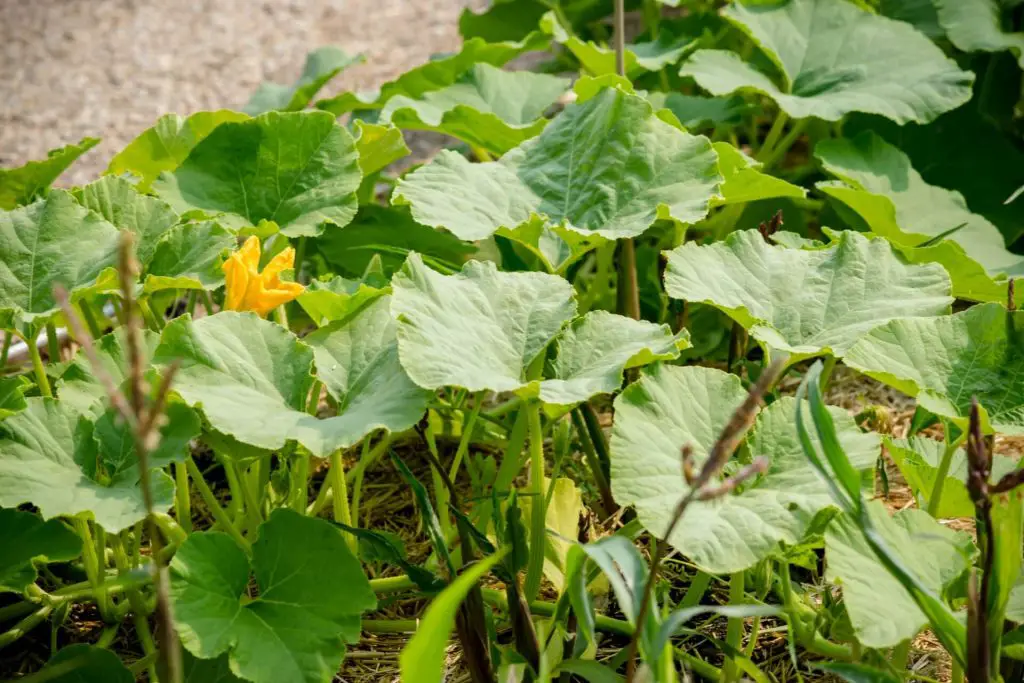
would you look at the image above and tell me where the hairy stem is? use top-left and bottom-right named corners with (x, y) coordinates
top-left (927, 432), bottom-right (965, 517)
top-left (524, 400), bottom-right (548, 602)
top-left (26, 329), bottom-right (52, 397)
top-left (331, 448), bottom-right (355, 553)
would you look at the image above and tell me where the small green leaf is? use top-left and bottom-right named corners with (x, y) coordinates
top-left (710, 142), bottom-right (806, 208)
top-left (394, 86), bottom-right (722, 241)
top-left (0, 137), bottom-right (100, 209)
top-left (935, 0), bottom-right (1024, 68)
top-left (664, 229), bottom-right (953, 360)
top-left (143, 221), bottom-right (235, 293)
top-left (244, 46), bottom-right (364, 115)
top-left (297, 274), bottom-right (388, 327)
top-left (353, 120), bottom-right (409, 177)
top-left (0, 508), bottom-right (81, 594)
top-left (381, 64), bottom-right (570, 155)
top-left (399, 550), bottom-right (507, 683)
top-left (72, 176), bottom-right (180, 267)
top-left (41, 644), bottom-right (134, 682)
top-left (0, 376), bottom-right (30, 419)
top-left (107, 110), bottom-right (249, 192)
top-left (0, 191), bottom-right (121, 327)
top-left (679, 0), bottom-right (974, 123)
top-left (845, 303), bottom-right (1024, 434)
top-left (826, 502), bottom-right (972, 647)
top-left (0, 398), bottom-right (177, 531)
top-left (153, 111), bottom-right (361, 238)
top-left (171, 509), bottom-right (375, 683)
top-left (611, 366), bottom-right (879, 573)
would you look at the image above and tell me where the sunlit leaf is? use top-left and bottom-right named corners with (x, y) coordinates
top-left (0, 137), bottom-right (100, 209)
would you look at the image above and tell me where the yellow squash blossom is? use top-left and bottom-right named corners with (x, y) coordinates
top-left (223, 236), bottom-right (304, 317)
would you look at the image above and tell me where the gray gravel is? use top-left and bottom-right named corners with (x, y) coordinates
top-left (0, 0), bottom-right (483, 186)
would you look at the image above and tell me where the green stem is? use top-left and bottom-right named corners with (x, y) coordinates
top-left (495, 408), bottom-right (530, 494)
top-left (818, 355), bottom-right (838, 392)
top-left (423, 422), bottom-right (453, 539)
top-left (71, 517), bottom-right (113, 622)
top-left (331, 448), bottom-right (356, 553)
top-left (361, 619), bottom-right (419, 633)
top-left (579, 403), bottom-right (611, 481)
top-left (45, 322), bottom-right (60, 362)
top-left (759, 119), bottom-right (808, 172)
top-left (186, 457), bottom-right (250, 551)
top-left (78, 301), bottom-right (103, 339)
top-left (448, 392), bottom-right (485, 482)
top-left (137, 298), bottom-right (164, 331)
top-left (480, 587), bottom-right (721, 681)
top-left (926, 432), bottom-right (965, 517)
top-left (756, 112), bottom-right (789, 163)
top-left (524, 400), bottom-right (547, 602)
top-left (294, 236), bottom-right (308, 285)
top-left (570, 408), bottom-right (615, 518)
top-left (26, 330), bottom-right (52, 397)
top-left (174, 462), bottom-right (191, 534)
top-left (680, 569), bottom-right (713, 609)
top-left (290, 451), bottom-right (310, 512)
top-left (777, 561), bottom-right (854, 660)
top-left (891, 639), bottom-right (911, 670)
top-left (0, 333), bottom-right (11, 368)
top-left (234, 460), bottom-right (264, 534)
top-left (109, 536), bottom-right (158, 681)
top-left (722, 571), bottom-right (746, 682)
top-left (0, 604), bottom-right (53, 651)
top-left (616, 238), bottom-right (641, 322)
top-left (274, 304), bottom-right (289, 330)
top-left (370, 574), bottom-right (417, 594)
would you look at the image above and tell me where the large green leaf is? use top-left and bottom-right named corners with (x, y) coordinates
top-left (0, 508), bottom-right (81, 593)
top-left (72, 176), bottom-right (180, 267)
top-left (663, 229), bottom-right (953, 360)
top-left (846, 104), bottom-right (1024, 244)
top-left (153, 111), bottom-right (361, 238)
top-left (815, 132), bottom-right (1024, 301)
top-left (935, 0), bottom-right (1024, 68)
top-left (0, 398), bottom-right (180, 531)
top-left (0, 137), bottom-right (100, 210)
top-left (305, 296), bottom-right (430, 434)
top-left (316, 34), bottom-right (549, 115)
top-left (886, 436), bottom-right (1018, 518)
top-left (381, 64), bottom-right (570, 155)
top-left (611, 366), bottom-right (879, 573)
top-left (41, 644), bottom-right (134, 683)
top-left (244, 46), bottom-right (364, 115)
top-left (826, 502), bottom-right (972, 647)
top-left (845, 303), bottom-right (1024, 434)
top-left (171, 509), bottom-right (375, 683)
top-left (156, 305), bottom-right (425, 456)
top-left (316, 204), bottom-right (476, 279)
top-left (143, 221), bottom-right (235, 293)
top-left (107, 110), bottom-right (249, 192)
top-left (392, 254), bottom-right (685, 404)
top-left (459, 0), bottom-right (548, 42)
top-left (183, 651), bottom-right (245, 683)
top-left (0, 191), bottom-right (120, 328)
top-left (679, 0), bottom-right (974, 123)
top-left (394, 86), bottom-right (722, 243)
top-left (392, 254), bottom-right (575, 393)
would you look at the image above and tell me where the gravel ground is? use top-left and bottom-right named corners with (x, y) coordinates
top-left (0, 0), bottom-right (482, 186)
